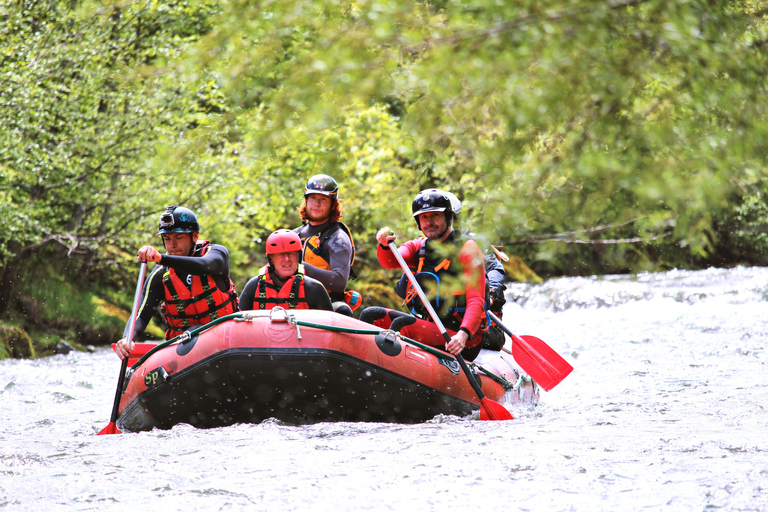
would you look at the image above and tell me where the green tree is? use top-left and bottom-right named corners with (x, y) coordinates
top-left (178, 0), bottom-right (768, 275)
top-left (0, 0), bottom-right (225, 312)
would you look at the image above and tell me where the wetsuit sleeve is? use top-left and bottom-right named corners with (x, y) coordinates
top-left (485, 254), bottom-right (506, 292)
top-left (376, 238), bottom-right (423, 270)
top-left (160, 244), bottom-right (230, 278)
top-left (238, 276), bottom-right (260, 311)
top-left (122, 264), bottom-right (165, 340)
top-left (469, 231), bottom-right (506, 292)
top-left (457, 239), bottom-right (487, 336)
top-left (303, 230), bottom-right (351, 294)
top-left (303, 277), bottom-right (334, 311)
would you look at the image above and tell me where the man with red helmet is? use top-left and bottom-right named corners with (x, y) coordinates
top-left (359, 189), bottom-right (488, 361)
top-left (293, 174), bottom-right (360, 316)
top-left (115, 206), bottom-right (239, 359)
top-left (239, 229), bottom-right (333, 311)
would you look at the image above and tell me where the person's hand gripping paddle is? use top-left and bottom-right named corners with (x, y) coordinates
top-left (387, 240), bottom-right (513, 421)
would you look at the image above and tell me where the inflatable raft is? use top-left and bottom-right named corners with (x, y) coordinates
top-left (113, 309), bottom-right (539, 432)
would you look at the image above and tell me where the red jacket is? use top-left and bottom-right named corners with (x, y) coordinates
top-left (377, 232), bottom-right (486, 336)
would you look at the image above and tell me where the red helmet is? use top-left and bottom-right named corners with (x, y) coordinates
top-left (266, 229), bottom-right (302, 256)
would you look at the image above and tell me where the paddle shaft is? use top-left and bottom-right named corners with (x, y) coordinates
top-left (386, 241), bottom-right (486, 399)
top-left (488, 310), bottom-right (525, 358)
top-left (488, 309), bottom-right (547, 358)
top-left (487, 311), bottom-right (515, 340)
top-left (106, 262), bottom-right (147, 426)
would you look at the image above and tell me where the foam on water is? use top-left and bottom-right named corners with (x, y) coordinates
top-left (1, 266), bottom-right (766, 511)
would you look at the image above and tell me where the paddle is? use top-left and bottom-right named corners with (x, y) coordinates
top-left (387, 241), bottom-right (513, 421)
top-left (98, 261), bottom-right (147, 436)
top-left (487, 311), bottom-right (572, 392)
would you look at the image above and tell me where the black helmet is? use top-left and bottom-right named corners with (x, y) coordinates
top-left (412, 189), bottom-right (454, 229)
top-left (412, 189), bottom-right (452, 217)
top-left (304, 174), bottom-right (339, 200)
top-left (157, 206), bottom-right (200, 234)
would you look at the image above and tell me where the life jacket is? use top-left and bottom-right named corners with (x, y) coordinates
top-left (161, 241), bottom-right (239, 340)
top-left (403, 233), bottom-right (489, 333)
top-left (295, 221), bottom-right (360, 306)
top-left (250, 264), bottom-right (311, 310)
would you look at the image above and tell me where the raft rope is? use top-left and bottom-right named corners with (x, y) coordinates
top-left (129, 309), bottom-right (522, 388)
top-left (474, 363), bottom-right (517, 390)
top-left (131, 312), bottom-right (247, 369)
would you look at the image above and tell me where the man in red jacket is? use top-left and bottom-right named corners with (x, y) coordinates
top-left (359, 189), bottom-right (488, 361)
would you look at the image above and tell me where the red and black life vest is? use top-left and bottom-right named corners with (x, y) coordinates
top-left (250, 264), bottom-right (311, 310)
top-left (403, 234), bottom-right (489, 333)
top-left (161, 241), bottom-right (239, 339)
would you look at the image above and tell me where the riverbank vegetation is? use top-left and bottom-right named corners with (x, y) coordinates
top-left (1, 0), bottom-right (767, 357)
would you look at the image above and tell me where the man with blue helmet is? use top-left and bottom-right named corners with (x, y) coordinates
top-left (114, 206), bottom-right (239, 359)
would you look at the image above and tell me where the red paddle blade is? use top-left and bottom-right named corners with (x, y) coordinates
top-left (511, 334), bottom-right (573, 392)
top-left (111, 342), bottom-right (156, 367)
top-left (479, 397), bottom-right (514, 421)
top-left (97, 422), bottom-right (121, 436)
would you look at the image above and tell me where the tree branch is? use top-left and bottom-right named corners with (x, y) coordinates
top-left (402, 0), bottom-right (651, 55)
top-left (506, 218), bottom-right (673, 245)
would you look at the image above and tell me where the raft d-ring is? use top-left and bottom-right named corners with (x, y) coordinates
top-left (379, 329), bottom-right (400, 343)
top-left (269, 306), bottom-right (289, 323)
top-left (269, 307), bottom-right (302, 340)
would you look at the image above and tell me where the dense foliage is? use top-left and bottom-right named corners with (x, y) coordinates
top-left (1, 0), bottom-right (767, 349)
top-left (0, 0), bottom-right (228, 301)
top-left (191, 0), bottom-right (768, 274)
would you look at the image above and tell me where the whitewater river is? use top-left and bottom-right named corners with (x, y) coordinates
top-left (1, 266), bottom-right (766, 511)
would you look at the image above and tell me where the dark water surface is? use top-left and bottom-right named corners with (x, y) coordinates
top-left (1, 266), bottom-right (766, 511)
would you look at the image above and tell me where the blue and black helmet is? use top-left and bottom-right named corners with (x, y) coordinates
top-left (157, 206), bottom-right (200, 234)
top-left (304, 174), bottom-right (339, 201)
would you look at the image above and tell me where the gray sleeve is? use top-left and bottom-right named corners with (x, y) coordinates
top-left (303, 229), bottom-right (352, 293)
top-left (485, 255), bottom-right (506, 291)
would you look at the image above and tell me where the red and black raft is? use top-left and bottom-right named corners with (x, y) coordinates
top-left (112, 309), bottom-right (539, 432)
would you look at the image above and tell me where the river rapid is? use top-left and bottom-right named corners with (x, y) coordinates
top-left (1, 266), bottom-right (766, 511)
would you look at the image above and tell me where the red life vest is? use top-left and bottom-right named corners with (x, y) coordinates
top-left (251, 264), bottom-right (311, 310)
top-left (161, 241), bottom-right (239, 339)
